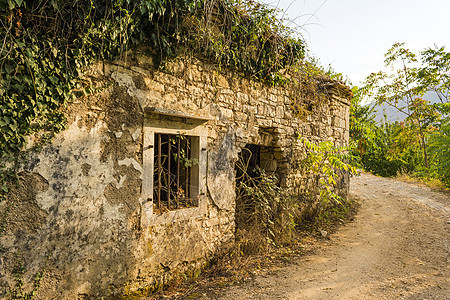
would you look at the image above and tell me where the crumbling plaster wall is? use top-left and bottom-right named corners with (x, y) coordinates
top-left (0, 54), bottom-right (351, 298)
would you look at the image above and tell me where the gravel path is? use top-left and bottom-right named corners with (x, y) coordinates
top-left (217, 173), bottom-right (450, 300)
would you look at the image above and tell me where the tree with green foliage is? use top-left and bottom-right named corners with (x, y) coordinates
top-left (360, 43), bottom-right (449, 179)
top-left (428, 104), bottom-right (450, 186)
top-left (349, 86), bottom-right (377, 158)
top-left (350, 107), bottom-right (402, 176)
top-left (349, 87), bottom-right (402, 176)
top-left (416, 46), bottom-right (450, 103)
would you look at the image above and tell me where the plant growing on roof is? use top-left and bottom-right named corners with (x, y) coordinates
top-left (0, 0), bottom-right (308, 196)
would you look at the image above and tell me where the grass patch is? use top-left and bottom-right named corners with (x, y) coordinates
top-left (395, 172), bottom-right (450, 192)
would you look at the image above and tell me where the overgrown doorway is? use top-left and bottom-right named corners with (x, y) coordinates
top-left (234, 144), bottom-right (292, 252)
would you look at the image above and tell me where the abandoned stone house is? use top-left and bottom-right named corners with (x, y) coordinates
top-left (0, 54), bottom-right (351, 298)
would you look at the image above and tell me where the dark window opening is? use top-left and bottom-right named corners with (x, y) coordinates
top-left (235, 144), bottom-right (261, 187)
top-left (236, 144), bottom-right (281, 186)
top-left (153, 133), bottom-right (199, 214)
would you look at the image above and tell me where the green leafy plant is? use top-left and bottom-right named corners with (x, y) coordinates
top-left (235, 137), bottom-right (358, 253)
top-left (295, 136), bottom-right (358, 222)
top-left (362, 43), bottom-right (431, 170)
top-left (349, 86), bottom-right (378, 158)
top-left (171, 135), bottom-right (199, 168)
top-left (350, 43), bottom-right (450, 180)
top-left (356, 43), bottom-right (449, 182)
top-left (428, 106), bottom-right (450, 186)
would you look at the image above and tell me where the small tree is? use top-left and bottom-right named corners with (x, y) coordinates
top-left (296, 136), bottom-right (358, 222)
top-left (349, 86), bottom-right (378, 158)
top-left (361, 43), bottom-right (448, 172)
top-left (428, 104), bottom-right (450, 186)
top-left (416, 46), bottom-right (450, 103)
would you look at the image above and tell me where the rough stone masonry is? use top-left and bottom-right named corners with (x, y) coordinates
top-left (0, 54), bottom-right (351, 298)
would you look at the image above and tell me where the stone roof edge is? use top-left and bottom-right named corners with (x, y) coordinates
top-left (320, 80), bottom-right (353, 106)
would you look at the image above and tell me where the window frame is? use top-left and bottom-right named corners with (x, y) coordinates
top-left (142, 110), bottom-right (208, 226)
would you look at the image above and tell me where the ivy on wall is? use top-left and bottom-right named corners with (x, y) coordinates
top-left (0, 0), bottom-right (307, 195)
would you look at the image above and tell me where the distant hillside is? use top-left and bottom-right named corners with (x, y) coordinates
top-left (372, 91), bottom-right (443, 123)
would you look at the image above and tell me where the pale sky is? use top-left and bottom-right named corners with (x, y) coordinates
top-left (262, 0), bottom-right (450, 86)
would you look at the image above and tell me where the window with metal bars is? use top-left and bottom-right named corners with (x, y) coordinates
top-left (153, 133), bottom-right (200, 214)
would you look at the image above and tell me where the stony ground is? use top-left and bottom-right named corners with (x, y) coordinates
top-left (215, 173), bottom-right (449, 300)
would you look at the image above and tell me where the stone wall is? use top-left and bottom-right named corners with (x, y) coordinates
top-left (0, 54), bottom-right (351, 298)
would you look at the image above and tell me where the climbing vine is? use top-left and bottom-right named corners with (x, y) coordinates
top-left (0, 0), bottom-right (308, 197)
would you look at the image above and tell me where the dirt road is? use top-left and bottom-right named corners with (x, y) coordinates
top-left (218, 173), bottom-right (450, 299)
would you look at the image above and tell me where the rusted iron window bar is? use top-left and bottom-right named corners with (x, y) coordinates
top-left (154, 133), bottom-right (195, 212)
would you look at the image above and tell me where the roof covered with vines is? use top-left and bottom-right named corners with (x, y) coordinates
top-left (0, 0), bottom-right (315, 193)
